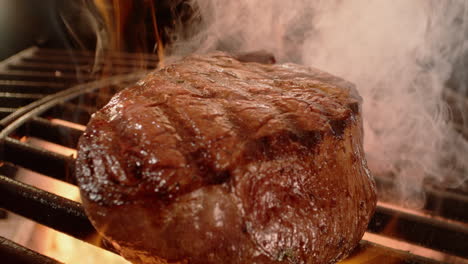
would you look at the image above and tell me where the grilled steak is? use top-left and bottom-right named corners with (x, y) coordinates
top-left (76, 52), bottom-right (377, 264)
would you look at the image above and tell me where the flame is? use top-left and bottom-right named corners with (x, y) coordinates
top-left (149, 0), bottom-right (165, 67)
top-left (93, 0), bottom-right (165, 67)
top-left (338, 244), bottom-right (384, 264)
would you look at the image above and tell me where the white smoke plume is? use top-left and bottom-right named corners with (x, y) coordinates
top-left (170, 0), bottom-right (468, 206)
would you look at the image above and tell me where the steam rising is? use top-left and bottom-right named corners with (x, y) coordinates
top-left (171, 0), bottom-right (468, 205)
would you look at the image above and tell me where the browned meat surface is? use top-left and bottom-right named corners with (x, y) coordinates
top-left (76, 52), bottom-right (377, 264)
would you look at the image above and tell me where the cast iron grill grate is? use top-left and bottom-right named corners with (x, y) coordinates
top-left (0, 47), bottom-right (466, 264)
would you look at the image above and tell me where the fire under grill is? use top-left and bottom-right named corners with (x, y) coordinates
top-left (0, 47), bottom-right (466, 264)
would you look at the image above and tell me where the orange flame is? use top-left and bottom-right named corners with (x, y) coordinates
top-left (93, 0), bottom-right (165, 66)
top-left (149, 0), bottom-right (165, 67)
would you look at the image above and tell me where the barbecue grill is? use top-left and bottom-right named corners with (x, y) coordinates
top-left (0, 47), bottom-right (467, 264)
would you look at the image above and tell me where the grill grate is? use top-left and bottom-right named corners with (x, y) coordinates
top-left (0, 236), bottom-right (63, 264)
top-left (0, 47), bottom-right (467, 264)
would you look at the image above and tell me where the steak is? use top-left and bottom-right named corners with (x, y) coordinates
top-left (76, 52), bottom-right (377, 264)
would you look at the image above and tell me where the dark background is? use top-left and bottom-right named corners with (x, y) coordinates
top-left (0, 0), bottom-right (64, 60)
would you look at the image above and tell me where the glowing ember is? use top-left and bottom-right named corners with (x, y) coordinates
top-left (149, 0), bottom-right (165, 67)
top-left (50, 118), bottom-right (86, 131)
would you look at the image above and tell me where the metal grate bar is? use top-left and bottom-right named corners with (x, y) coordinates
top-left (7, 62), bottom-right (88, 73)
top-left (70, 91), bottom-right (119, 110)
top-left (35, 48), bottom-right (160, 61)
top-left (369, 204), bottom-right (468, 258)
top-left (8, 62), bottom-right (154, 74)
top-left (18, 117), bottom-right (84, 149)
top-left (29, 53), bottom-right (159, 63)
top-left (45, 104), bottom-right (93, 126)
top-left (425, 185), bottom-right (468, 222)
top-left (1, 137), bottom-right (75, 184)
top-left (0, 93), bottom-right (44, 108)
top-left (0, 81), bottom-right (65, 94)
top-left (0, 163), bottom-right (18, 178)
top-left (22, 56), bottom-right (159, 67)
top-left (375, 175), bottom-right (468, 223)
top-left (34, 77), bottom-right (142, 126)
top-left (0, 236), bottom-right (63, 264)
top-left (0, 175), bottom-right (96, 244)
top-left (349, 241), bottom-right (440, 264)
top-left (0, 71), bottom-right (90, 83)
top-left (0, 108), bottom-right (16, 119)
top-left (0, 48), bottom-right (36, 72)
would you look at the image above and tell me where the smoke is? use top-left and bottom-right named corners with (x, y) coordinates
top-left (170, 0), bottom-right (468, 206)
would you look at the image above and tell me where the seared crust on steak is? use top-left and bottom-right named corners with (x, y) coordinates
top-left (76, 52), bottom-right (376, 264)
